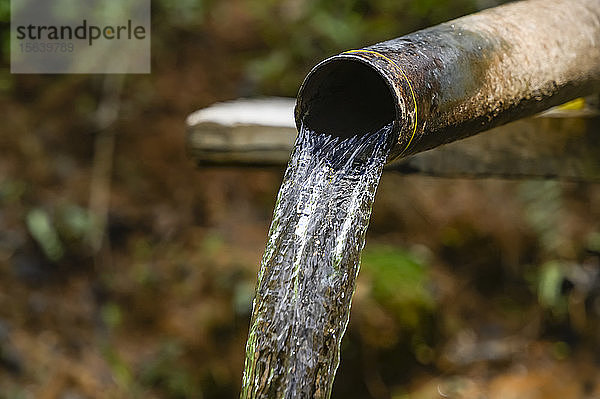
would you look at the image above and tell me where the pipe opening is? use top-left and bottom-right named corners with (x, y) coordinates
top-left (298, 59), bottom-right (396, 139)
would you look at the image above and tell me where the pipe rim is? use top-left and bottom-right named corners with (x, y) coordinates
top-left (295, 53), bottom-right (403, 154)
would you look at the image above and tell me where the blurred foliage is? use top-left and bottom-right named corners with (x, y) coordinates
top-left (354, 244), bottom-right (437, 371)
top-left (536, 260), bottom-right (567, 316)
top-left (102, 344), bottom-right (138, 393)
top-left (156, 0), bottom-right (212, 28)
top-left (24, 203), bottom-right (95, 263)
top-left (26, 208), bottom-right (64, 262)
top-left (0, 0), bottom-right (8, 21)
top-left (242, 0), bottom-right (482, 94)
top-left (361, 244), bottom-right (433, 330)
top-left (101, 302), bottom-right (123, 331)
top-left (0, 179), bottom-right (26, 203)
top-left (140, 340), bottom-right (204, 398)
top-left (149, 0), bottom-right (499, 95)
top-left (516, 181), bottom-right (600, 344)
top-left (519, 181), bottom-right (563, 255)
top-left (0, 0), bottom-right (10, 89)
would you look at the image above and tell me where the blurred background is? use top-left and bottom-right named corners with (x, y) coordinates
top-left (1, 0), bottom-right (600, 397)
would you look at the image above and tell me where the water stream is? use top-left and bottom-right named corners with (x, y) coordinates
top-left (241, 122), bottom-right (394, 398)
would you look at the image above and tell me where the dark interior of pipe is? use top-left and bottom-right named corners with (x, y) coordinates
top-left (298, 59), bottom-right (396, 139)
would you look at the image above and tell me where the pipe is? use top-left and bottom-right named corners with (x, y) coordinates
top-left (295, 0), bottom-right (600, 161)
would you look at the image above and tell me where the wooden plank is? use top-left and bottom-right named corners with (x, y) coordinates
top-left (186, 97), bottom-right (600, 180)
top-left (186, 98), bottom-right (296, 166)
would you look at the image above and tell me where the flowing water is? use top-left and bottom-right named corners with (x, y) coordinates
top-left (241, 122), bottom-right (394, 398)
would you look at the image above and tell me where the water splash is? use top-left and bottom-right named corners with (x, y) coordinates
top-left (241, 122), bottom-right (394, 398)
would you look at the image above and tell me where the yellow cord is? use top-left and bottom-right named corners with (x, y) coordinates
top-left (343, 49), bottom-right (418, 155)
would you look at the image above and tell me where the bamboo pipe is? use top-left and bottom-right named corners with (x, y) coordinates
top-left (295, 0), bottom-right (600, 161)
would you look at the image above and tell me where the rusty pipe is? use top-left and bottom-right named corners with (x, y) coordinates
top-left (295, 0), bottom-right (600, 161)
